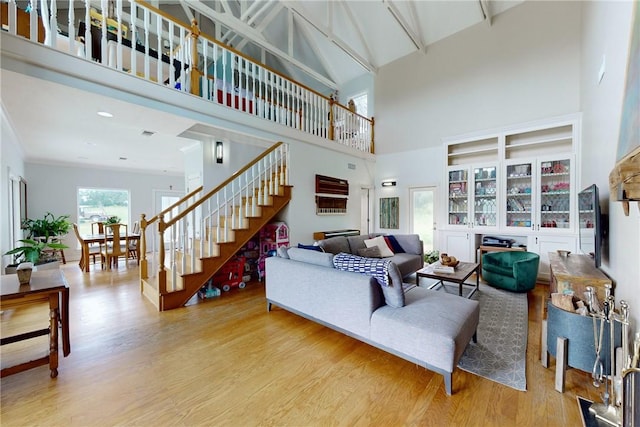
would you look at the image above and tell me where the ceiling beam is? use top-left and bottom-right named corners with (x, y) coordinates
top-left (236, 3), bottom-right (283, 50)
top-left (284, 2), bottom-right (376, 74)
top-left (338, 1), bottom-right (374, 64)
top-left (183, 0), bottom-right (338, 89)
top-left (383, 0), bottom-right (423, 51)
top-left (479, 0), bottom-right (493, 26)
top-left (291, 13), bottom-right (340, 84)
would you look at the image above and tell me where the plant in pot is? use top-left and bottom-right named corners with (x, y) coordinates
top-left (4, 212), bottom-right (71, 273)
top-left (424, 249), bottom-right (440, 265)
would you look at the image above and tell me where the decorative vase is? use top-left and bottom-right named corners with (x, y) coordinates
top-left (16, 262), bottom-right (34, 285)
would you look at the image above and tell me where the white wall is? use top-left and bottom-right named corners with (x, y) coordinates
top-left (23, 163), bottom-right (185, 261)
top-left (375, 1), bottom-right (582, 155)
top-left (282, 142), bottom-right (375, 245)
top-left (374, 146), bottom-right (443, 234)
top-left (580, 1), bottom-right (639, 333)
top-left (1, 105), bottom-right (26, 269)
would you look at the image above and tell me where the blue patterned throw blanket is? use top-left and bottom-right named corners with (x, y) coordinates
top-left (333, 252), bottom-right (391, 287)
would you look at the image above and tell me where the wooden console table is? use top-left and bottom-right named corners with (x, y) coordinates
top-left (541, 252), bottom-right (612, 392)
top-left (548, 252), bottom-right (612, 303)
top-left (0, 269), bottom-right (70, 378)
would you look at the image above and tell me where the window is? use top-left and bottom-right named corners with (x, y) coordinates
top-left (409, 187), bottom-right (437, 253)
top-left (77, 188), bottom-right (130, 235)
top-left (350, 92), bottom-right (368, 117)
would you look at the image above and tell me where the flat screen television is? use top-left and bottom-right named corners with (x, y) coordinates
top-left (578, 184), bottom-right (603, 268)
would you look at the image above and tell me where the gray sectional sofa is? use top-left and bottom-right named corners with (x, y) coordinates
top-left (265, 234), bottom-right (480, 395)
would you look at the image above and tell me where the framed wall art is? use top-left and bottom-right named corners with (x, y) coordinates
top-left (380, 197), bottom-right (399, 229)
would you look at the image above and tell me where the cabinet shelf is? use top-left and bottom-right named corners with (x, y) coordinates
top-left (541, 172), bottom-right (570, 178)
top-left (507, 193), bottom-right (531, 197)
top-left (541, 210), bottom-right (570, 214)
top-left (507, 175), bottom-right (532, 180)
top-left (541, 191), bottom-right (570, 196)
top-left (507, 210), bottom-right (532, 213)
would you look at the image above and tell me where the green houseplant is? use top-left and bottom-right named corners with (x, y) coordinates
top-left (4, 212), bottom-right (71, 271)
top-left (22, 212), bottom-right (71, 241)
top-left (424, 250), bottom-right (440, 265)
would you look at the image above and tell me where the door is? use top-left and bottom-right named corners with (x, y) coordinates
top-left (409, 187), bottom-right (436, 253)
top-left (153, 190), bottom-right (182, 247)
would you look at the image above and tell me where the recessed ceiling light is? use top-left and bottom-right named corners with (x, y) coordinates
top-left (97, 111), bottom-right (113, 118)
top-left (119, 157), bottom-right (127, 161)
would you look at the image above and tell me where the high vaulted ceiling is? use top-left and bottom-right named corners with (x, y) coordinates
top-left (2, 0), bottom-right (526, 175)
top-left (161, 0), bottom-right (524, 93)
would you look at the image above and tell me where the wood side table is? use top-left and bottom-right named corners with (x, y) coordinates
top-left (0, 269), bottom-right (70, 378)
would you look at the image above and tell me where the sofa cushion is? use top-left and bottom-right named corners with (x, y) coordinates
top-left (392, 234), bottom-right (422, 255)
top-left (287, 247), bottom-right (335, 268)
top-left (347, 235), bottom-right (370, 253)
top-left (318, 236), bottom-right (351, 254)
top-left (389, 253), bottom-right (424, 278)
top-left (357, 246), bottom-right (382, 258)
top-left (370, 287), bottom-right (480, 372)
top-left (333, 253), bottom-right (404, 308)
top-left (364, 236), bottom-right (394, 258)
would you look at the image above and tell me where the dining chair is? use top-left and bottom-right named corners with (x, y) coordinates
top-left (91, 221), bottom-right (105, 234)
top-left (101, 223), bottom-right (129, 270)
top-left (127, 221), bottom-right (140, 263)
top-left (72, 223), bottom-right (101, 267)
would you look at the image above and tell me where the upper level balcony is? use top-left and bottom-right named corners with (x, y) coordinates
top-left (1, 0), bottom-right (374, 156)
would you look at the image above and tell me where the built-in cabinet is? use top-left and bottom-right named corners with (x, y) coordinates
top-left (440, 114), bottom-right (581, 281)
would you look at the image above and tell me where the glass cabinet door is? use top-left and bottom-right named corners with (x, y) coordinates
top-left (505, 162), bottom-right (533, 229)
top-left (472, 166), bottom-right (497, 227)
top-left (539, 158), bottom-right (571, 230)
top-left (448, 168), bottom-right (468, 226)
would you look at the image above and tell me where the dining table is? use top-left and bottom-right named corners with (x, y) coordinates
top-left (78, 233), bottom-right (140, 272)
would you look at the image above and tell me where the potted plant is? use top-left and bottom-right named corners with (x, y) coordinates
top-left (105, 215), bottom-right (121, 225)
top-left (22, 212), bottom-right (71, 242)
top-left (4, 212), bottom-right (71, 273)
top-left (424, 249), bottom-right (440, 265)
top-left (4, 238), bottom-right (68, 273)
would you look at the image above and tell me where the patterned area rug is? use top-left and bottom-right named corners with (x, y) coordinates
top-left (456, 283), bottom-right (528, 391)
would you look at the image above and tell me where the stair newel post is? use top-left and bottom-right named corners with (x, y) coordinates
top-left (139, 213), bottom-right (148, 280)
top-left (157, 213), bottom-right (167, 294)
top-left (370, 117), bottom-right (375, 154)
top-left (189, 18), bottom-right (200, 96)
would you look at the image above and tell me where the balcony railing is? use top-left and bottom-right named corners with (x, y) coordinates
top-left (1, 0), bottom-right (374, 153)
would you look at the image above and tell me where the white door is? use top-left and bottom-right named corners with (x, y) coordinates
top-left (153, 190), bottom-right (182, 246)
top-left (409, 187), bottom-right (437, 253)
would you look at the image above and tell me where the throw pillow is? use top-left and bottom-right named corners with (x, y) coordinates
top-left (297, 243), bottom-right (323, 252)
top-left (357, 246), bottom-right (382, 258)
top-left (364, 235), bottom-right (394, 258)
top-left (385, 235), bottom-right (405, 253)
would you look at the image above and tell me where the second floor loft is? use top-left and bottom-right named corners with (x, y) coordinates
top-left (1, 0), bottom-right (375, 158)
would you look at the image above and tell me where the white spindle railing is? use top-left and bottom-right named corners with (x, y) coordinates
top-left (148, 142), bottom-right (289, 293)
top-left (2, 0), bottom-right (373, 153)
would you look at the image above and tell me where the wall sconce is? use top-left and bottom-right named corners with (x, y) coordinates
top-left (215, 141), bottom-right (223, 164)
top-left (381, 180), bottom-right (396, 187)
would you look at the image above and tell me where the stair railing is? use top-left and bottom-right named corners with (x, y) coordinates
top-left (2, 0), bottom-right (374, 153)
top-left (139, 185), bottom-right (203, 280)
top-left (149, 142), bottom-right (288, 293)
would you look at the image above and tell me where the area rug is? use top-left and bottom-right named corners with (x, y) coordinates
top-left (456, 283), bottom-right (528, 391)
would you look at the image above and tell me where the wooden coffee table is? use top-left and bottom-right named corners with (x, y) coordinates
top-left (416, 262), bottom-right (480, 298)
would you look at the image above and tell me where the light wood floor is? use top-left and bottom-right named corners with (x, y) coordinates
top-left (1, 262), bottom-right (600, 426)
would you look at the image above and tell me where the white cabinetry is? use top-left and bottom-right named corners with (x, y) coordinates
top-left (447, 164), bottom-right (498, 230)
top-left (527, 234), bottom-right (577, 281)
top-left (440, 231), bottom-right (478, 263)
top-left (441, 114), bottom-right (581, 275)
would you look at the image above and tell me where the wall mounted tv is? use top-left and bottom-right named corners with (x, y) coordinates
top-left (578, 184), bottom-right (604, 268)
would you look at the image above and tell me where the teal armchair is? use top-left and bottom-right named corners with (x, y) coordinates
top-left (481, 251), bottom-right (540, 292)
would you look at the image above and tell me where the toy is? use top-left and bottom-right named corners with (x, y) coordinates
top-left (213, 256), bottom-right (247, 291)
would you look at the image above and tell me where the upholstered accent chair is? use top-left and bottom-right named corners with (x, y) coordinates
top-left (481, 251), bottom-right (540, 292)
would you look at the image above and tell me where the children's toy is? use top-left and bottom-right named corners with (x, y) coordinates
top-left (198, 280), bottom-right (221, 299)
top-left (213, 256), bottom-right (246, 291)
